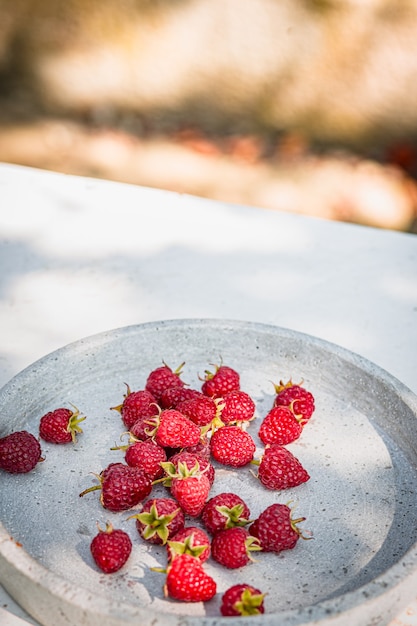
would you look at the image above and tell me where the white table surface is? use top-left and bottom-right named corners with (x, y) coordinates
top-left (0, 162), bottom-right (416, 626)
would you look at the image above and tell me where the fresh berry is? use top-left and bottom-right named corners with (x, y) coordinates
top-left (210, 425), bottom-right (256, 467)
top-left (167, 526), bottom-right (211, 563)
top-left (177, 395), bottom-right (223, 427)
top-left (164, 553), bottom-right (217, 602)
top-left (168, 462), bottom-right (211, 517)
top-left (159, 386), bottom-right (201, 409)
top-left (145, 362), bottom-right (185, 402)
top-left (79, 463), bottom-right (153, 512)
top-left (249, 503), bottom-right (307, 552)
top-left (211, 526), bottom-right (261, 569)
top-left (201, 363), bottom-right (240, 398)
top-left (167, 451), bottom-right (215, 485)
top-left (154, 409), bottom-right (201, 449)
top-left (201, 492), bottom-right (251, 535)
top-left (0, 430), bottom-right (43, 474)
top-left (258, 405), bottom-right (303, 445)
top-left (128, 414), bottom-right (158, 441)
top-left (123, 439), bottom-right (167, 480)
top-left (39, 406), bottom-right (85, 444)
top-left (111, 385), bottom-right (158, 430)
top-left (256, 444), bottom-right (310, 490)
top-left (90, 522), bottom-right (132, 574)
top-left (273, 380), bottom-right (315, 424)
top-left (220, 584), bottom-right (265, 616)
top-left (220, 390), bottom-right (256, 424)
top-left (133, 497), bottom-right (185, 545)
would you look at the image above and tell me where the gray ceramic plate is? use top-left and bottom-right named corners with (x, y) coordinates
top-left (1, 319), bottom-right (417, 626)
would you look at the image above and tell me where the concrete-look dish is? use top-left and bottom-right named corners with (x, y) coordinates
top-left (1, 319), bottom-right (417, 626)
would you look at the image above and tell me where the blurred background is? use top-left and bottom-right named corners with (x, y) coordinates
top-left (1, 0), bottom-right (417, 232)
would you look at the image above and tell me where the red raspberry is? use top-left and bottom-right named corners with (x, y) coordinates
top-left (159, 386), bottom-right (201, 409)
top-left (145, 362), bottom-right (185, 402)
top-left (210, 425), bottom-right (256, 467)
top-left (133, 497), bottom-right (185, 545)
top-left (221, 584), bottom-right (265, 616)
top-left (79, 463), bottom-right (153, 512)
top-left (39, 406), bottom-right (85, 444)
top-left (124, 439), bottom-right (167, 480)
top-left (167, 526), bottom-right (211, 563)
top-left (164, 553), bottom-right (217, 602)
top-left (111, 385), bottom-right (158, 430)
top-left (0, 430), bottom-right (42, 474)
top-left (220, 390), bottom-right (256, 424)
top-left (211, 527), bottom-right (261, 569)
top-left (171, 472), bottom-right (211, 518)
top-left (249, 503), bottom-right (307, 552)
top-left (258, 405), bottom-right (303, 445)
top-left (167, 451), bottom-right (215, 485)
top-left (177, 395), bottom-right (222, 427)
top-left (201, 492), bottom-right (251, 535)
top-left (128, 414), bottom-right (158, 441)
top-left (201, 363), bottom-right (240, 398)
top-left (256, 444), bottom-right (310, 490)
top-left (154, 409), bottom-right (201, 449)
top-left (90, 522), bottom-right (132, 574)
top-left (273, 380), bottom-right (315, 424)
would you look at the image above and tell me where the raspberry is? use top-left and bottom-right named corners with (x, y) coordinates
top-left (133, 497), bottom-right (185, 545)
top-left (145, 362), bottom-right (185, 402)
top-left (249, 503), bottom-right (307, 552)
top-left (90, 522), bottom-right (132, 574)
top-left (211, 527), bottom-right (261, 569)
top-left (258, 405), bottom-right (303, 445)
top-left (221, 584), bottom-right (265, 616)
top-left (201, 363), bottom-right (240, 398)
top-left (39, 406), bottom-right (86, 444)
top-left (256, 443), bottom-right (310, 490)
top-left (0, 430), bottom-right (42, 474)
top-left (111, 385), bottom-right (158, 430)
top-left (210, 425), bottom-right (256, 467)
top-left (164, 553), bottom-right (217, 602)
top-left (201, 492), bottom-right (250, 535)
top-left (273, 380), bottom-right (315, 424)
top-left (220, 390), bottom-right (256, 424)
top-left (167, 526), bottom-right (211, 563)
top-left (79, 462), bottom-right (153, 512)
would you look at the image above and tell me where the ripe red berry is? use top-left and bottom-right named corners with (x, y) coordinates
top-left (258, 405), bottom-right (303, 445)
top-left (177, 395), bottom-right (222, 427)
top-left (39, 406), bottom-right (85, 444)
top-left (201, 363), bottom-right (240, 398)
top-left (154, 409), bottom-right (201, 449)
top-left (220, 390), bottom-right (256, 424)
top-left (171, 472), bottom-right (211, 517)
top-left (111, 385), bottom-right (158, 430)
top-left (145, 363), bottom-right (185, 402)
top-left (80, 463), bottom-right (153, 512)
top-left (210, 425), bottom-right (256, 467)
top-left (0, 430), bottom-right (42, 474)
top-left (211, 526), bottom-right (261, 569)
top-left (256, 444), bottom-right (310, 490)
top-left (124, 439), bottom-right (167, 480)
top-left (249, 503), bottom-right (307, 552)
top-left (167, 526), bottom-right (211, 563)
top-left (273, 380), bottom-right (315, 424)
top-left (167, 451), bottom-right (215, 485)
top-left (201, 492), bottom-right (250, 535)
top-left (159, 386), bottom-right (201, 409)
top-left (164, 553), bottom-right (217, 602)
top-left (133, 497), bottom-right (185, 545)
top-left (90, 522), bottom-right (132, 574)
top-left (221, 583), bottom-right (265, 616)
